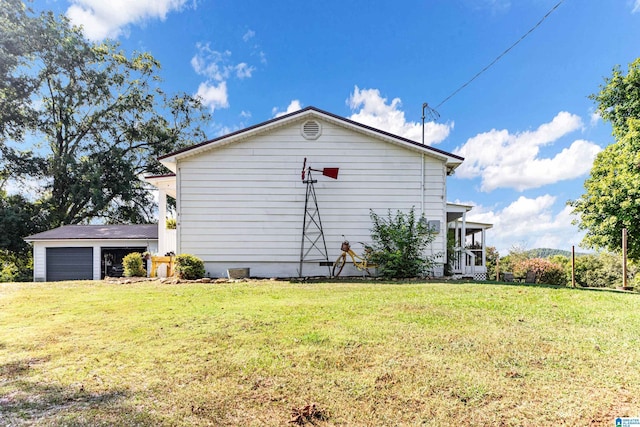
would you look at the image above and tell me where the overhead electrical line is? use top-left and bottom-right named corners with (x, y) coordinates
top-left (435, 0), bottom-right (566, 109)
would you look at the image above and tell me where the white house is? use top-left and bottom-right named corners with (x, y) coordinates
top-left (146, 106), bottom-right (491, 279)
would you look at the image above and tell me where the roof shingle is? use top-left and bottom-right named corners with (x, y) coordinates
top-left (24, 225), bottom-right (158, 241)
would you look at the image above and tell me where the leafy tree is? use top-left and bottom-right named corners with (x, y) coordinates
top-left (571, 253), bottom-right (615, 288)
top-left (567, 252), bottom-right (638, 288)
top-left (0, 191), bottom-right (46, 254)
top-left (590, 58), bottom-right (640, 138)
top-left (1, 6), bottom-right (210, 227)
top-left (0, 249), bottom-right (33, 282)
top-left (549, 254), bottom-right (570, 268)
top-left (570, 120), bottom-right (640, 259)
top-left (0, 191), bottom-right (48, 282)
top-left (485, 246), bottom-right (499, 280)
top-left (368, 208), bottom-right (438, 279)
top-left (0, 0), bottom-right (46, 187)
top-left (571, 58), bottom-right (640, 259)
top-left (498, 244), bottom-right (530, 274)
top-left (0, 0), bottom-right (40, 142)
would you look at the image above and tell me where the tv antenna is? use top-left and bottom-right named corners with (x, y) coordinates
top-left (299, 158), bottom-right (339, 277)
top-left (421, 102), bottom-right (440, 146)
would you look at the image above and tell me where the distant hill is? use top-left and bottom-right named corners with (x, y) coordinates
top-left (525, 248), bottom-right (589, 258)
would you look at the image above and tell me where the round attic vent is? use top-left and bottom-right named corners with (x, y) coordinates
top-left (301, 120), bottom-right (322, 140)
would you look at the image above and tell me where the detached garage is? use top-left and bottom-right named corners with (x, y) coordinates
top-left (24, 225), bottom-right (158, 282)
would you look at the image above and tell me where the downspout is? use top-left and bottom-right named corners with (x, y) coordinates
top-left (421, 154), bottom-right (425, 216)
top-left (176, 166), bottom-right (181, 255)
top-left (421, 103), bottom-right (427, 217)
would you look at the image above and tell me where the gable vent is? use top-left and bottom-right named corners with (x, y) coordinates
top-left (301, 120), bottom-right (322, 140)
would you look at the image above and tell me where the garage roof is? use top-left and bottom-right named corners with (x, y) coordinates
top-left (25, 225), bottom-right (158, 241)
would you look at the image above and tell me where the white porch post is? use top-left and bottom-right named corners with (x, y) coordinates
top-left (481, 228), bottom-right (487, 267)
top-left (158, 189), bottom-right (167, 255)
top-left (461, 212), bottom-right (467, 273)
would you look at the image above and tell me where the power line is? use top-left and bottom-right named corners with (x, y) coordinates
top-left (435, 0), bottom-right (566, 109)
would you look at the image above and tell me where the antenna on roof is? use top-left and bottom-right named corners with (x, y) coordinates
top-left (421, 103), bottom-right (440, 146)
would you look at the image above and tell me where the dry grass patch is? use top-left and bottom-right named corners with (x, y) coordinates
top-left (1, 280), bottom-right (639, 425)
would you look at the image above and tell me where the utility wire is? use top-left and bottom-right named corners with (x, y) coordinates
top-left (435, 0), bottom-right (566, 109)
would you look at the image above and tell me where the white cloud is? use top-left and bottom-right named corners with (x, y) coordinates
top-left (485, 0), bottom-right (510, 13)
top-left (454, 112), bottom-right (601, 192)
top-left (190, 43), bottom-right (256, 112)
top-left (633, 0), bottom-right (640, 13)
top-left (273, 100), bottom-right (302, 118)
top-left (243, 29), bottom-right (255, 42)
top-left (235, 63), bottom-right (255, 79)
top-left (195, 81), bottom-right (228, 111)
top-left (464, 196), bottom-right (585, 255)
top-left (191, 44), bottom-right (233, 81)
top-left (346, 86), bottom-right (453, 145)
top-left (66, 0), bottom-right (189, 40)
top-left (190, 44), bottom-right (255, 81)
top-left (590, 111), bottom-right (601, 127)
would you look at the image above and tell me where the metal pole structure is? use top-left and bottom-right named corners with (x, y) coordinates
top-left (422, 103), bottom-right (426, 146)
top-left (571, 245), bottom-right (576, 288)
top-left (623, 228), bottom-right (628, 288)
top-left (299, 168), bottom-right (331, 277)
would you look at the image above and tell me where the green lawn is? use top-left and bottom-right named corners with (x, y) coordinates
top-left (1, 280), bottom-right (639, 426)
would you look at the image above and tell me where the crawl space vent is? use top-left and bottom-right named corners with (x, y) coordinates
top-left (301, 120), bottom-right (322, 140)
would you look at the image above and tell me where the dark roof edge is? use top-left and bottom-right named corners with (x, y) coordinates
top-left (158, 106), bottom-right (315, 160)
top-left (23, 236), bottom-right (158, 242)
top-left (159, 106), bottom-right (464, 162)
top-left (145, 173), bottom-right (176, 179)
top-left (25, 236), bottom-right (157, 241)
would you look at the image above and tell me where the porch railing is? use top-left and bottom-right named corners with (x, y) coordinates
top-left (451, 248), bottom-right (480, 276)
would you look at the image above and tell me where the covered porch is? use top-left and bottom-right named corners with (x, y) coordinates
top-left (145, 174), bottom-right (177, 256)
top-left (447, 203), bottom-right (493, 280)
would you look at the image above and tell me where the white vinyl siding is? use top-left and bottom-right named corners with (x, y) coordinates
top-left (177, 119), bottom-right (447, 277)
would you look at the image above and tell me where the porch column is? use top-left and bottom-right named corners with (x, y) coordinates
top-left (461, 213), bottom-right (467, 272)
top-left (158, 189), bottom-right (167, 255)
top-left (481, 228), bottom-right (487, 267)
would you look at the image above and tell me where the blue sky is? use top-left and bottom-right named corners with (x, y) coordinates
top-left (33, 0), bottom-right (640, 254)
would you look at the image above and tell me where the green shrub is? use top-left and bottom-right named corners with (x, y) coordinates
top-left (569, 252), bottom-right (634, 288)
top-left (368, 208), bottom-right (438, 279)
top-left (123, 252), bottom-right (146, 277)
top-left (0, 250), bottom-right (33, 282)
top-left (175, 254), bottom-right (205, 280)
top-left (513, 258), bottom-right (567, 286)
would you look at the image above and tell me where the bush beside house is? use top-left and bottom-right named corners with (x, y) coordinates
top-left (123, 253), bottom-right (146, 277)
top-left (175, 254), bottom-right (205, 280)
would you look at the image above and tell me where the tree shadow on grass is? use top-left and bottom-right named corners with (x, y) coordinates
top-left (0, 358), bottom-right (168, 426)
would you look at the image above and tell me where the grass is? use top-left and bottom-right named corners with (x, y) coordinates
top-left (1, 279), bottom-right (639, 426)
